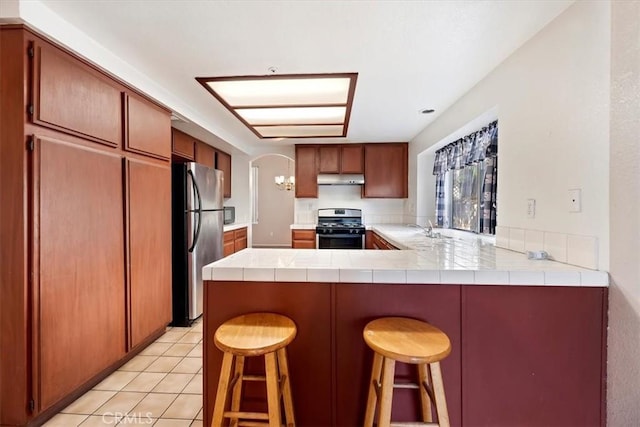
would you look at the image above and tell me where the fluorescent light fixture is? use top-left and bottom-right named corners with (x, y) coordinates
top-left (196, 73), bottom-right (357, 139)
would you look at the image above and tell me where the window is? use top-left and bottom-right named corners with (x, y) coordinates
top-left (433, 121), bottom-right (498, 234)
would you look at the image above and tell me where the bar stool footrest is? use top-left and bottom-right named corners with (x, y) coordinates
top-left (390, 423), bottom-right (440, 427)
top-left (223, 410), bottom-right (269, 420)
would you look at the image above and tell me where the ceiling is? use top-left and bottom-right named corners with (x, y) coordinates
top-left (32, 0), bottom-right (573, 153)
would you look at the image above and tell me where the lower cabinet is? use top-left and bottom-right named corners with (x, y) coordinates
top-left (292, 229), bottom-right (316, 248)
top-left (223, 227), bottom-right (248, 257)
top-left (34, 137), bottom-right (127, 409)
top-left (127, 160), bottom-right (172, 348)
top-left (366, 230), bottom-right (398, 249)
top-left (203, 281), bottom-right (607, 427)
top-left (461, 286), bottom-right (606, 426)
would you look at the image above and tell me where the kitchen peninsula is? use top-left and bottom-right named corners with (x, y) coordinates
top-left (202, 226), bottom-right (608, 427)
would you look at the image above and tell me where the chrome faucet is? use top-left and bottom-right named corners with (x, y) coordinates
top-left (408, 221), bottom-right (436, 237)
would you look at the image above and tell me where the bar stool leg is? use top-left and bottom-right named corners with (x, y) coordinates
top-left (228, 355), bottom-right (245, 427)
top-left (212, 352), bottom-right (234, 427)
top-left (377, 357), bottom-right (396, 427)
top-left (429, 361), bottom-right (450, 427)
top-left (277, 348), bottom-right (296, 427)
top-left (418, 363), bottom-right (433, 422)
top-left (265, 352), bottom-right (282, 427)
top-left (364, 352), bottom-right (383, 427)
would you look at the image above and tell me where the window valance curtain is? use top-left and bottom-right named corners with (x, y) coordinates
top-left (432, 120), bottom-right (498, 176)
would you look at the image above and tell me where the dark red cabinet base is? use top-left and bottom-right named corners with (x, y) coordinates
top-left (204, 281), bottom-right (607, 427)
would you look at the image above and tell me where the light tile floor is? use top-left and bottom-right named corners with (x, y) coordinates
top-left (44, 320), bottom-right (204, 427)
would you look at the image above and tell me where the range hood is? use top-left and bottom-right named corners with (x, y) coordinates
top-left (317, 174), bottom-right (365, 185)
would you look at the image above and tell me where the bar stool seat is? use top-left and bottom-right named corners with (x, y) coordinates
top-left (363, 317), bottom-right (451, 427)
top-left (212, 312), bottom-right (296, 427)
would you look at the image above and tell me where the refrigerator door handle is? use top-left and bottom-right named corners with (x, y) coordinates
top-left (187, 169), bottom-right (203, 253)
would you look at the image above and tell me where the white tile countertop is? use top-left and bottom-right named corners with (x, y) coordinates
top-left (205, 224), bottom-right (608, 287)
top-left (223, 222), bottom-right (250, 232)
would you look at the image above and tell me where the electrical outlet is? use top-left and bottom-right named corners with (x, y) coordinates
top-left (527, 199), bottom-right (536, 218)
top-left (568, 189), bottom-right (582, 212)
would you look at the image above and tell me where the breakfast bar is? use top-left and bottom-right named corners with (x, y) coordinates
top-left (202, 227), bottom-right (608, 427)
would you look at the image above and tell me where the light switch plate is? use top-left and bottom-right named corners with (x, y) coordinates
top-left (568, 189), bottom-right (581, 212)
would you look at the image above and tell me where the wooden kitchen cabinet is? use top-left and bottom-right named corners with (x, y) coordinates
top-left (126, 93), bottom-right (172, 160)
top-left (32, 39), bottom-right (122, 148)
top-left (367, 230), bottom-right (398, 249)
top-left (195, 140), bottom-right (215, 168)
top-left (223, 227), bottom-right (248, 257)
top-left (0, 27), bottom-right (173, 426)
top-left (292, 229), bottom-right (316, 248)
top-left (340, 144), bottom-right (364, 173)
top-left (335, 284), bottom-right (462, 426)
top-left (295, 144), bottom-right (318, 198)
top-left (215, 149), bottom-right (232, 198)
top-left (204, 281), bottom-right (333, 426)
top-left (461, 286), bottom-right (607, 427)
top-left (34, 136), bottom-right (127, 410)
top-left (171, 128), bottom-right (195, 161)
top-left (318, 144), bottom-right (364, 174)
top-left (233, 227), bottom-right (247, 252)
top-left (127, 160), bottom-right (172, 348)
top-left (363, 143), bottom-right (408, 198)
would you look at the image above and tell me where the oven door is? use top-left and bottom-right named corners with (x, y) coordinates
top-left (317, 234), bottom-right (364, 249)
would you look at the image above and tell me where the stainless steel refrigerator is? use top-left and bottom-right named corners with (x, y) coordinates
top-left (172, 162), bottom-right (224, 326)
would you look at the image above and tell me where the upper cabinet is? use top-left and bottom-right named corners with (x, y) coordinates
top-left (195, 140), bottom-right (215, 168)
top-left (126, 93), bottom-right (171, 160)
top-left (171, 128), bottom-right (195, 161)
top-left (215, 150), bottom-right (232, 198)
top-left (32, 40), bottom-right (122, 148)
top-left (363, 143), bottom-right (408, 198)
top-left (295, 143), bottom-right (406, 198)
top-left (340, 144), bottom-right (364, 174)
top-left (318, 144), bottom-right (363, 174)
top-left (295, 145), bottom-right (318, 198)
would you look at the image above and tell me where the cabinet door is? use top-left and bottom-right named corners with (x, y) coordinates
top-left (294, 145), bottom-right (318, 198)
top-left (363, 143), bottom-right (408, 198)
top-left (215, 150), bottom-right (232, 198)
top-left (223, 231), bottom-right (235, 257)
top-left (462, 286), bottom-right (606, 427)
top-left (126, 94), bottom-right (171, 160)
top-left (318, 145), bottom-right (340, 173)
top-left (292, 229), bottom-right (316, 249)
top-left (335, 284), bottom-right (462, 426)
top-left (234, 227), bottom-right (248, 252)
top-left (33, 41), bottom-right (122, 147)
top-left (195, 141), bottom-right (215, 168)
top-left (341, 144), bottom-right (364, 173)
top-left (172, 128), bottom-right (195, 160)
top-left (127, 160), bottom-right (172, 348)
top-left (34, 136), bottom-right (126, 410)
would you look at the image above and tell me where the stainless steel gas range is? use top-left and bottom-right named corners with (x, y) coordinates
top-left (315, 208), bottom-right (365, 249)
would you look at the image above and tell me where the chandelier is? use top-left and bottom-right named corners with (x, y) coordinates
top-left (274, 175), bottom-right (295, 191)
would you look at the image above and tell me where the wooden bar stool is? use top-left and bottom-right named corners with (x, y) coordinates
top-left (212, 312), bottom-right (297, 427)
top-left (363, 317), bottom-right (451, 427)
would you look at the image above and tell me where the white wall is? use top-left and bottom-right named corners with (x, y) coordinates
top-left (252, 155), bottom-right (295, 247)
top-left (607, 0), bottom-right (640, 423)
top-left (409, 0), bottom-right (610, 270)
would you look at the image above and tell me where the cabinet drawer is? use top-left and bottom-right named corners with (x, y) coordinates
top-left (292, 229), bottom-right (316, 241)
top-left (223, 230), bottom-right (235, 243)
top-left (293, 240), bottom-right (316, 249)
top-left (234, 227), bottom-right (247, 239)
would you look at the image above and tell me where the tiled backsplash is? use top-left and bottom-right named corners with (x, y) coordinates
top-left (495, 226), bottom-right (598, 270)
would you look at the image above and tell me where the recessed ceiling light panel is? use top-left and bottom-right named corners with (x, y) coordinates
top-left (196, 73), bottom-right (357, 139)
